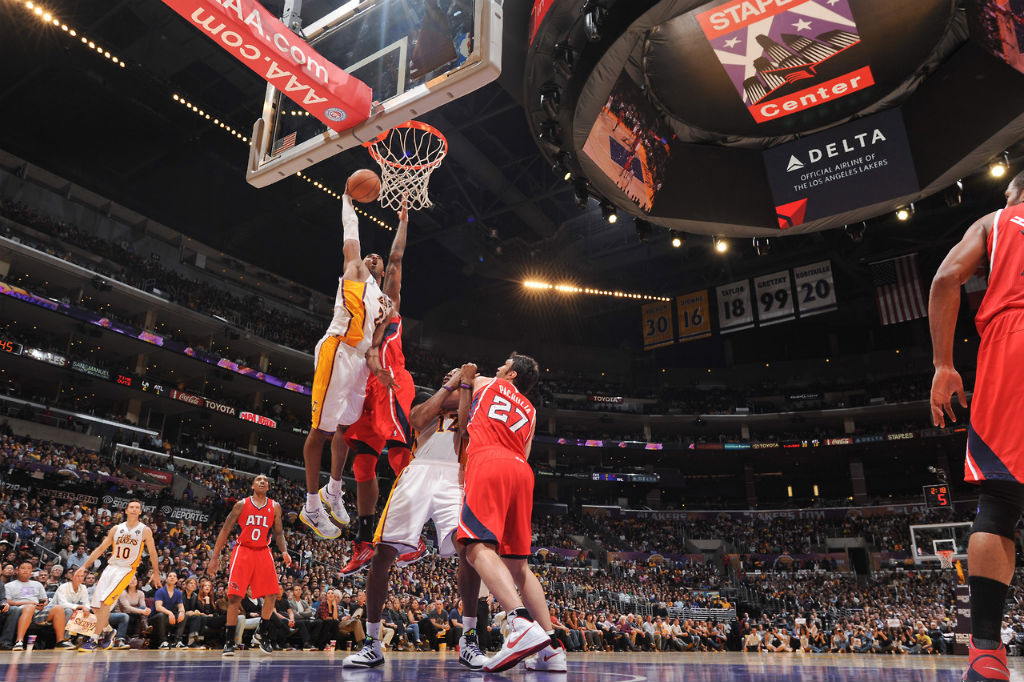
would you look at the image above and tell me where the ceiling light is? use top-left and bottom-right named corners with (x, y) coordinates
top-left (582, 1), bottom-right (606, 42)
top-left (539, 83), bottom-right (561, 118)
top-left (714, 236), bottom-right (728, 253)
top-left (573, 178), bottom-right (589, 209)
top-left (670, 230), bottom-right (683, 248)
top-left (895, 203), bottom-right (914, 221)
top-left (553, 42), bottom-right (575, 76)
top-left (601, 201), bottom-right (618, 224)
top-left (843, 222), bottom-right (866, 242)
top-left (553, 152), bottom-right (573, 181)
top-left (944, 179), bottom-right (964, 207)
top-left (752, 236), bottom-right (771, 256)
top-left (537, 121), bottom-right (562, 147)
top-left (990, 152), bottom-right (1010, 178)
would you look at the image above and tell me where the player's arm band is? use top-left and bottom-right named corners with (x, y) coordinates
top-left (460, 383), bottom-right (472, 390)
top-left (342, 196), bottom-right (359, 242)
top-left (442, 385), bottom-right (456, 393)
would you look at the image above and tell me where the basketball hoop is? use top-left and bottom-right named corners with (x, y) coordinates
top-left (937, 549), bottom-right (955, 569)
top-left (364, 121), bottom-right (447, 212)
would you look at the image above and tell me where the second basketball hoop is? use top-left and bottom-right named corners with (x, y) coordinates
top-left (364, 121), bottom-right (448, 212)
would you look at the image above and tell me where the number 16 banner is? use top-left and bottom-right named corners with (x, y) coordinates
top-left (793, 260), bottom-right (838, 317)
top-left (753, 271), bottom-right (795, 327)
top-left (676, 290), bottom-right (712, 343)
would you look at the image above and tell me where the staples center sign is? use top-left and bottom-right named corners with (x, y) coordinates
top-left (697, 0), bottom-right (874, 123)
top-left (160, 0), bottom-right (371, 130)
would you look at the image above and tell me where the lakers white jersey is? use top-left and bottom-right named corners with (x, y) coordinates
top-left (109, 522), bottom-right (147, 568)
top-left (325, 274), bottom-right (391, 355)
top-left (412, 411), bottom-right (460, 465)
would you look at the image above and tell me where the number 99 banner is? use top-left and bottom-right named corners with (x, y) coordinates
top-left (641, 301), bottom-right (674, 350)
top-left (753, 271), bottom-right (796, 327)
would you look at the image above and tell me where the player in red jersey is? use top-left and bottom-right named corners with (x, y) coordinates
top-left (208, 474), bottom-right (291, 656)
top-left (454, 354), bottom-right (566, 673)
top-left (930, 170), bottom-right (1024, 682)
top-left (335, 200), bottom-right (419, 576)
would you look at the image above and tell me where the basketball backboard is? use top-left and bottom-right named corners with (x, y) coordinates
top-left (246, 0), bottom-right (502, 187)
top-left (909, 522), bottom-right (970, 565)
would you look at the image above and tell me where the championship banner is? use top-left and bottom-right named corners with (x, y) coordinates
top-left (641, 301), bottom-right (674, 350)
top-left (792, 260), bottom-right (838, 317)
top-left (753, 271), bottom-right (795, 327)
top-left (715, 280), bottom-right (754, 334)
top-left (160, 0), bottom-right (372, 132)
top-left (676, 290), bottom-right (712, 342)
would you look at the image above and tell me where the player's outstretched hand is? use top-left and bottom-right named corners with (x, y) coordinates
top-left (206, 556), bottom-right (219, 577)
top-left (282, 551), bottom-right (292, 567)
top-left (399, 197), bottom-right (408, 223)
top-left (930, 366), bottom-right (967, 428)
top-left (151, 572), bottom-right (163, 590)
top-left (459, 363), bottom-right (477, 382)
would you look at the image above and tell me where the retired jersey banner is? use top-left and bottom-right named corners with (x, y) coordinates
top-left (716, 280), bottom-right (754, 334)
top-left (753, 271), bottom-right (796, 326)
top-left (160, 0), bottom-right (372, 132)
top-left (793, 260), bottom-right (838, 317)
top-left (676, 290), bottom-right (712, 342)
top-left (641, 302), bottom-right (674, 350)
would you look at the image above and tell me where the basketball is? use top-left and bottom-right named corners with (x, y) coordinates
top-left (346, 168), bottom-right (381, 203)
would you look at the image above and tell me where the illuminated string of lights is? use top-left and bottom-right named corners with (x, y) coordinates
top-left (172, 94), bottom-right (248, 143)
top-left (523, 280), bottom-right (670, 302)
top-left (20, 1), bottom-right (126, 67)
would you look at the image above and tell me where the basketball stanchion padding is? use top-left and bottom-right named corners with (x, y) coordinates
top-left (364, 121), bottom-right (448, 211)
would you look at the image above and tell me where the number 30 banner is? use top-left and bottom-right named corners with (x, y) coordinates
top-left (641, 301), bottom-right (674, 350)
top-left (793, 260), bottom-right (838, 317)
top-left (716, 279), bottom-right (755, 334)
top-left (753, 271), bottom-right (795, 327)
top-left (676, 290), bottom-right (711, 343)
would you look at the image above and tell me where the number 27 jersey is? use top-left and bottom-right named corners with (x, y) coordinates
top-left (467, 378), bottom-right (536, 460)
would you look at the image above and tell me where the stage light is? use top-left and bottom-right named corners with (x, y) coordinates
top-left (753, 237), bottom-right (771, 256)
top-left (844, 222), bottom-right (866, 242)
top-left (601, 202), bottom-right (618, 224)
top-left (573, 179), bottom-right (589, 209)
top-left (582, 1), bottom-right (606, 42)
top-left (635, 218), bottom-right (651, 242)
top-left (714, 236), bottom-right (728, 253)
top-left (670, 230), bottom-right (683, 248)
top-left (895, 203), bottom-right (914, 221)
top-left (944, 179), bottom-right (964, 207)
top-left (539, 83), bottom-right (561, 118)
top-left (990, 152), bottom-right (1010, 178)
top-left (553, 42), bottom-right (575, 76)
top-left (537, 121), bottom-right (562, 147)
top-left (553, 152), bottom-right (573, 182)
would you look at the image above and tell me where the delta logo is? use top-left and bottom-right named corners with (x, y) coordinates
top-left (785, 127), bottom-right (888, 172)
top-left (696, 0), bottom-right (875, 123)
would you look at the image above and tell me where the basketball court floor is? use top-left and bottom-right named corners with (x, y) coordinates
top-left (0, 650), bottom-right (998, 681)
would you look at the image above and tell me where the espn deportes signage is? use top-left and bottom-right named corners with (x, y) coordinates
top-left (159, 0), bottom-right (372, 131)
top-left (763, 108), bottom-right (919, 228)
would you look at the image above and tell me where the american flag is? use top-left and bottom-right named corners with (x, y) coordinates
top-left (272, 131), bottom-right (297, 156)
top-left (870, 253), bottom-right (928, 325)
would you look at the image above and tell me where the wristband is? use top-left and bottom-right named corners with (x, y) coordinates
top-left (460, 383), bottom-right (473, 390)
top-left (442, 385), bottom-right (456, 393)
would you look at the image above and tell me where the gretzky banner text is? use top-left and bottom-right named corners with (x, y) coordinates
top-left (160, 0), bottom-right (372, 131)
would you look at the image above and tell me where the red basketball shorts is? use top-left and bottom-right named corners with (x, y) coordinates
top-left (966, 309), bottom-right (1024, 483)
top-left (227, 544), bottom-right (280, 599)
top-left (344, 368), bottom-right (415, 460)
top-left (457, 450), bottom-right (534, 558)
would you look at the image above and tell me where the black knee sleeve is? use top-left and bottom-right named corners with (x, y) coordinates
top-left (972, 480), bottom-right (1024, 539)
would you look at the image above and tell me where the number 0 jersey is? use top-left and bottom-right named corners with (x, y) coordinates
top-left (109, 522), bottom-right (148, 568)
top-left (238, 496), bottom-right (275, 549)
top-left (466, 378), bottom-right (536, 461)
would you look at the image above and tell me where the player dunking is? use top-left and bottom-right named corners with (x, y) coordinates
top-left (455, 355), bottom-right (567, 673)
top-left (301, 192), bottom-right (395, 540)
top-left (343, 367), bottom-right (488, 670)
top-left (929, 169), bottom-right (1024, 682)
top-left (208, 474), bottom-right (292, 656)
top-left (339, 200), bottom-right (420, 575)
top-left (75, 500), bottom-right (161, 651)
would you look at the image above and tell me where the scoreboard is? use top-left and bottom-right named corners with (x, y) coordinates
top-left (923, 484), bottom-right (951, 508)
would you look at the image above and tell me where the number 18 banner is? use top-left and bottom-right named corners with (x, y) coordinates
top-left (753, 271), bottom-right (795, 327)
top-left (641, 301), bottom-right (674, 350)
top-left (716, 279), bottom-right (754, 334)
top-left (676, 290), bottom-right (711, 343)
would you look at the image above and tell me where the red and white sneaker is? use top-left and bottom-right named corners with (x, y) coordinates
top-left (963, 639), bottom-right (1010, 681)
top-left (397, 539), bottom-right (427, 567)
top-left (340, 540), bottom-right (374, 576)
top-left (483, 615), bottom-right (549, 673)
top-left (525, 643), bottom-right (567, 672)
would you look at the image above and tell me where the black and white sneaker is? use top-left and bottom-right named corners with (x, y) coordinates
top-left (251, 632), bottom-right (274, 655)
top-left (459, 631), bottom-right (488, 670)
top-left (342, 637), bottom-right (384, 668)
top-left (11, 641), bottom-right (24, 651)
top-left (223, 641), bottom-right (237, 657)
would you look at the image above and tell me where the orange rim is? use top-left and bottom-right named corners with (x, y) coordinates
top-left (363, 120), bottom-right (448, 171)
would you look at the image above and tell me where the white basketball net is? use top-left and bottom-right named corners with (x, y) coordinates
top-left (365, 121), bottom-right (447, 212)
top-left (937, 550), bottom-right (954, 569)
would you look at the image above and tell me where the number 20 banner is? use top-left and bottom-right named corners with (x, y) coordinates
top-left (792, 260), bottom-right (838, 317)
top-left (753, 271), bottom-right (795, 327)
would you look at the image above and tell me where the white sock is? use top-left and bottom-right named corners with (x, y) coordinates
top-left (367, 622), bottom-right (381, 640)
top-left (306, 493), bottom-right (320, 511)
top-left (463, 617), bottom-right (477, 631)
top-left (545, 629), bottom-right (554, 636)
top-left (327, 477), bottom-right (344, 496)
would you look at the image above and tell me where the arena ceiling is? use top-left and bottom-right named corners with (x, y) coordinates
top-left (0, 1), bottom-right (1021, 347)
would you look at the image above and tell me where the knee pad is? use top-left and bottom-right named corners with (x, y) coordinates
top-left (972, 480), bottom-right (1024, 539)
top-left (353, 453), bottom-right (378, 483)
top-left (387, 445), bottom-right (411, 476)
